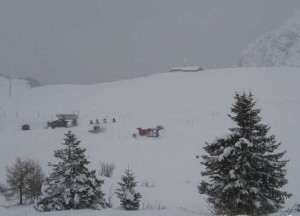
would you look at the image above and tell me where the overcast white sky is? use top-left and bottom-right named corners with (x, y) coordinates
top-left (1, 0), bottom-right (300, 84)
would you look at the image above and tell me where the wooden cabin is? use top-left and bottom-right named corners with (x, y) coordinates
top-left (136, 125), bottom-right (164, 137)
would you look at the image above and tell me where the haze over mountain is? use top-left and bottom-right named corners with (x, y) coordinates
top-left (239, 12), bottom-right (300, 67)
top-left (1, 1), bottom-right (300, 84)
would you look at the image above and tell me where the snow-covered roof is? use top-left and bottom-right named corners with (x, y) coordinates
top-left (169, 66), bottom-right (203, 72)
top-left (56, 114), bottom-right (78, 120)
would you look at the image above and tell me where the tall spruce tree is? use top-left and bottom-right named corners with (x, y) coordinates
top-left (199, 92), bottom-right (291, 216)
top-left (115, 167), bottom-right (142, 210)
top-left (34, 131), bottom-right (107, 211)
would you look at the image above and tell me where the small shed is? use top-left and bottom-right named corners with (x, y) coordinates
top-left (136, 125), bottom-right (164, 138)
top-left (22, 124), bottom-right (30, 130)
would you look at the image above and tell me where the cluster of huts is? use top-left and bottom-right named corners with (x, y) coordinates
top-left (21, 112), bottom-right (164, 138)
top-left (21, 113), bottom-right (79, 131)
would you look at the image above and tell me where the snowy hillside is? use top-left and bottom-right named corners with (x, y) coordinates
top-left (238, 13), bottom-right (300, 67)
top-left (0, 76), bottom-right (29, 102)
top-left (0, 68), bottom-right (300, 216)
top-left (0, 76), bottom-right (30, 130)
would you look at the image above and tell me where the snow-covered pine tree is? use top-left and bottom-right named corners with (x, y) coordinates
top-left (34, 131), bottom-right (107, 211)
top-left (115, 167), bottom-right (142, 210)
top-left (199, 92), bottom-right (291, 216)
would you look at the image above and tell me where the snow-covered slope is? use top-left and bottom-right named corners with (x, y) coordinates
top-left (0, 76), bottom-right (29, 101)
top-left (238, 14), bottom-right (300, 67)
top-left (0, 68), bottom-right (299, 216)
top-left (0, 76), bottom-right (30, 130)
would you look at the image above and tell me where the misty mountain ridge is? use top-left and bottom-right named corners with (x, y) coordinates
top-left (0, 76), bottom-right (30, 100)
top-left (0, 75), bottom-right (41, 90)
top-left (238, 13), bottom-right (300, 67)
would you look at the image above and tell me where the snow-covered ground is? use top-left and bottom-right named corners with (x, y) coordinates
top-left (0, 68), bottom-right (299, 216)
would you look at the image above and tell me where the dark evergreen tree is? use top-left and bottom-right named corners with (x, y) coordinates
top-left (34, 131), bottom-right (107, 211)
top-left (199, 92), bottom-right (291, 216)
top-left (115, 168), bottom-right (142, 210)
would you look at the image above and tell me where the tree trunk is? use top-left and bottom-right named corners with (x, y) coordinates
top-left (19, 185), bottom-right (23, 205)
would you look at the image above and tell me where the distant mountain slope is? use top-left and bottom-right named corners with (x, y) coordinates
top-left (238, 14), bottom-right (300, 67)
top-left (0, 76), bottom-right (30, 101)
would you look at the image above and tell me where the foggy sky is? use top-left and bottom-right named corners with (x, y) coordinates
top-left (1, 0), bottom-right (300, 85)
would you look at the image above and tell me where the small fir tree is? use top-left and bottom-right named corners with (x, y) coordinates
top-left (115, 167), bottom-right (142, 210)
top-left (199, 92), bottom-right (291, 216)
top-left (34, 131), bottom-right (107, 211)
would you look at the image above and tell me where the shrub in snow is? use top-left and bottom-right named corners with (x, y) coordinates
top-left (34, 131), bottom-right (107, 211)
top-left (141, 201), bottom-right (167, 210)
top-left (115, 168), bottom-right (142, 210)
top-left (140, 179), bottom-right (155, 188)
top-left (281, 203), bottom-right (300, 216)
top-left (99, 162), bottom-right (115, 177)
top-left (199, 92), bottom-right (291, 215)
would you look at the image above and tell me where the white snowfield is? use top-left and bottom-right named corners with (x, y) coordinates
top-left (0, 68), bottom-right (299, 216)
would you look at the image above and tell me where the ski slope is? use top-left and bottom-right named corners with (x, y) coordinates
top-left (0, 68), bottom-right (299, 216)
